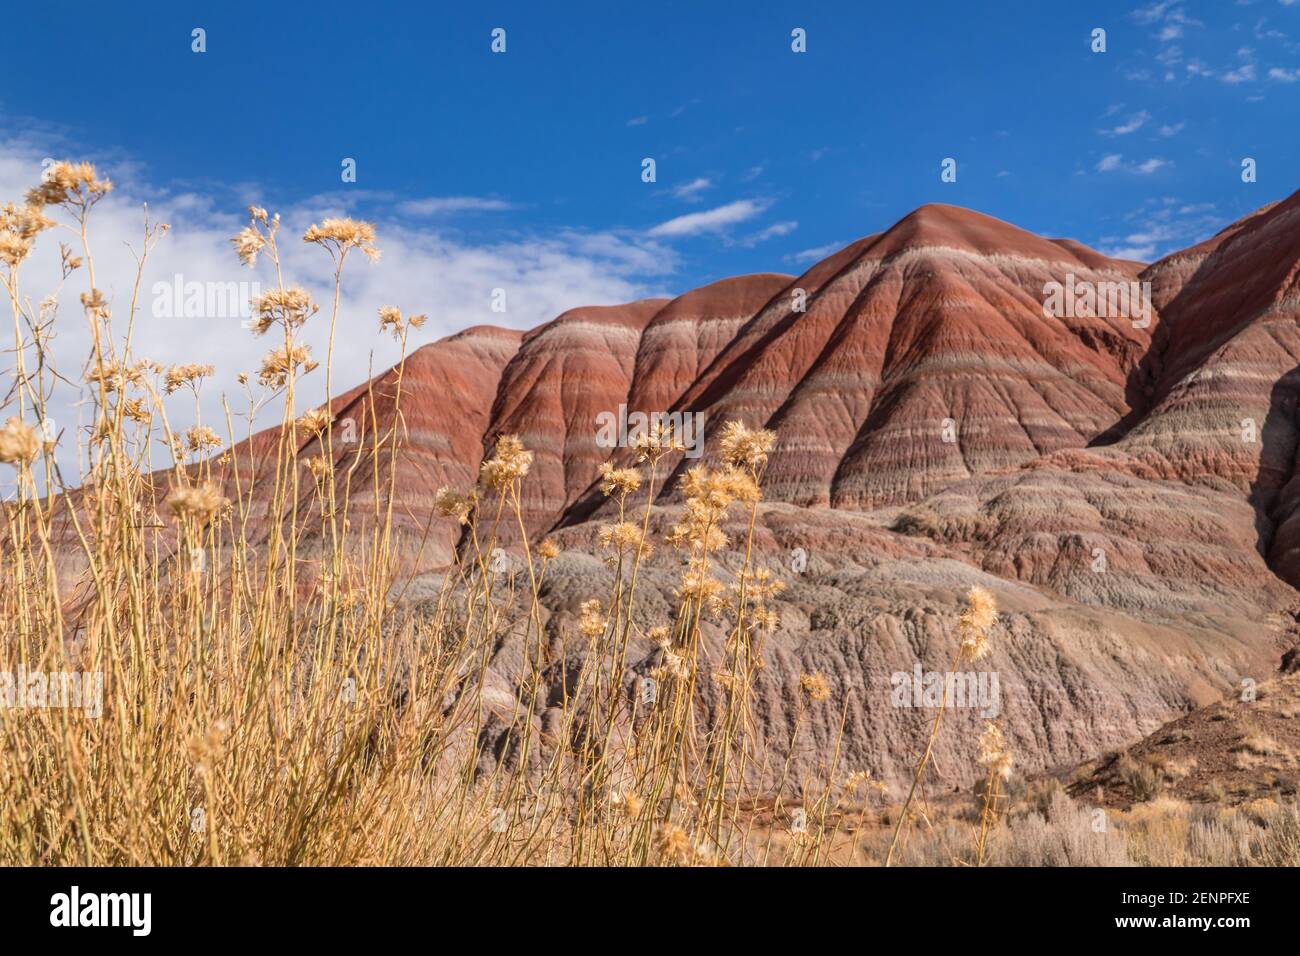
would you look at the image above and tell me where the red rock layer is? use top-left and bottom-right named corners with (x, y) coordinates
top-left (480, 300), bottom-right (669, 539)
top-left (227, 324), bottom-right (523, 571)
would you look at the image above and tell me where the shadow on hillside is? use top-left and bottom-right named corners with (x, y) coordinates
top-left (1249, 362), bottom-right (1300, 571)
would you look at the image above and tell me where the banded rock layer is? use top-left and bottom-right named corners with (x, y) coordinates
top-left (226, 192), bottom-right (1300, 789)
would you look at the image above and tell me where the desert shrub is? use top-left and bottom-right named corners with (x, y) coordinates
top-left (1115, 754), bottom-right (1162, 802)
top-left (992, 790), bottom-right (1132, 866)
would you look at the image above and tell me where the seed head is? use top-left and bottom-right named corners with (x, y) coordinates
top-left (166, 481), bottom-right (229, 525)
top-left (26, 161), bottom-right (113, 209)
top-left (249, 287), bottom-right (317, 335)
top-left (433, 486), bottom-right (476, 525)
top-left (719, 420), bottom-right (777, 471)
top-left (257, 344), bottom-right (317, 387)
top-left (578, 598), bottom-right (607, 639)
top-left (597, 461), bottom-right (642, 497)
top-left (958, 586), bottom-right (997, 661)
top-left (799, 671), bottom-right (831, 702)
top-left (977, 720), bottom-right (1014, 780)
top-left (0, 418), bottom-right (42, 465)
top-left (303, 217), bottom-right (380, 262)
top-left (479, 434), bottom-right (532, 489)
top-left (163, 363), bottom-right (214, 394)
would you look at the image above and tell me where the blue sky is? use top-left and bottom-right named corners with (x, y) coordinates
top-left (4, 0), bottom-right (1298, 285)
top-left (1, 0), bottom-right (1299, 479)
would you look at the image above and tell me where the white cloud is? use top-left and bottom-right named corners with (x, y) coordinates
top-left (736, 220), bottom-right (797, 247)
top-left (787, 241), bottom-right (844, 264)
top-left (646, 199), bottom-right (769, 237)
top-left (1221, 62), bottom-right (1258, 82)
top-left (395, 196), bottom-right (513, 216)
top-left (1096, 197), bottom-right (1223, 263)
top-left (1095, 153), bottom-right (1169, 174)
top-left (1158, 122), bottom-right (1186, 136)
top-left (1133, 2), bottom-right (1177, 25)
top-left (1101, 110), bottom-right (1150, 135)
top-left (1268, 66), bottom-right (1300, 80)
top-left (625, 116), bottom-right (649, 127)
top-left (1100, 243), bottom-right (1158, 260)
top-left (670, 177), bottom-right (713, 201)
top-left (0, 134), bottom-right (676, 483)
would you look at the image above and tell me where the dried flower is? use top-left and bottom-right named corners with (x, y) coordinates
top-left (296, 407), bottom-right (334, 436)
top-left (231, 225), bottom-right (265, 267)
top-left (538, 538), bottom-right (560, 560)
top-left (844, 770), bottom-right (888, 797)
top-left (633, 420), bottom-right (686, 464)
top-left (599, 521), bottom-right (652, 560)
top-left (977, 720), bottom-right (1013, 780)
top-left (0, 203), bottom-right (55, 266)
top-left (378, 305), bottom-right (427, 340)
top-left (676, 556), bottom-right (724, 603)
top-left (434, 486), bottom-right (476, 525)
top-left (86, 360), bottom-right (148, 394)
top-left (166, 482), bottom-right (229, 525)
top-left (122, 398), bottom-right (151, 424)
top-left (257, 344), bottom-right (317, 387)
top-left (249, 287), bottom-right (317, 335)
top-left (579, 599), bottom-right (607, 639)
top-left (80, 288), bottom-right (110, 320)
top-left (185, 424), bottom-right (222, 453)
top-left (958, 586), bottom-right (997, 662)
top-left (479, 434), bottom-right (532, 489)
top-left (656, 823), bottom-right (692, 863)
top-left (598, 462), bottom-right (641, 497)
top-left (303, 456), bottom-right (330, 480)
top-left (26, 161), bottom-right (113, 210)
top-left (0, 418), bottom-right (42, 465)
top-left (163, 363), bottom-right (214, 394)
top-left (618, 791), bottom-right (643, 818)
top-left (303, 217), bottom-right (380, 262)
top-left (799, 672), bottom-right (831, 702)
top-left (719, 420), bottom-right (777, 471)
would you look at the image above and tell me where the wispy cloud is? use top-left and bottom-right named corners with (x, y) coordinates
top-left (1221, 62), bottom-right (1258, 83)
top-left (647, 199), bottom-right (769, 237)
top-left (736, 220), bottom-right (798, 247)
top-left (395, 196), bottom-right (514, 216)
top-left (787, 240), bottom-right (844, 264)
top-left (1095, 153), bottom-right (1170, 174)
top-left (670, 177), bottom-right (713, 201)
top-left (625, 115), bottom-right (649, 127)
top-left (1101, 110), bottom-right (1150, 135)
top-left (0, 134), bottom-right (676, 479)
top-left (1097, 197), bottom-right (1223, 261)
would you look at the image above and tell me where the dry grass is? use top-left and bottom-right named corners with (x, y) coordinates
top-left (0, 165), bottom-right (873, 865)
top-left (0, 162), bottom-right (1282, 867)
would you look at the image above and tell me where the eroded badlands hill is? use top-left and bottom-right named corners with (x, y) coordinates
top-left (221, 193), bottom-right (1300, 791)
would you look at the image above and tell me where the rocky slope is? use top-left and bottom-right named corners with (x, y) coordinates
top-left (226, 192), bottom-right (1300, 792)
